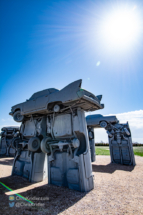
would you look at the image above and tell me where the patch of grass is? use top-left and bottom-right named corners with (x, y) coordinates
top-left (95, 147), bottom-right (110, 155)
top-left (133, 147), bottom-right (143, 157)
top-left (95, 146), bottom-right (143, 157)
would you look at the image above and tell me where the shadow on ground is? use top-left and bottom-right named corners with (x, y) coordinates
top-left (92, 163), bottom-right (134, 173)
top-left (0, 175), bottom-right (86, 215)
top-left (0, 175), bottom-right (35, 192)
top-left (0, 157), bottom-right (14, 166)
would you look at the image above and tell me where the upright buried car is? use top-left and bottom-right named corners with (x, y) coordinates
top-left (9, 80), bottom-right (104, 122)
top-left (0, 126), bottom-right (20, 156)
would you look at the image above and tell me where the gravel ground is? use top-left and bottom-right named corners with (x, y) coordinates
top-left (0, 155), bottom-right (143, 215)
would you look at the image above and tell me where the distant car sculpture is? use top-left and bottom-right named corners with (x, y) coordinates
top-left (10, 80), bottom-right (104, 192)
top-left (86, 114), bottom-right (119, 162)
top-left (86, 114), bottom-right (135, 166)
top-left (86, 114), bottom-right (118, 128)
top-left (0, 126), bottom-right (20, 156)
top-left (106, 122), bottom-right (135, 165)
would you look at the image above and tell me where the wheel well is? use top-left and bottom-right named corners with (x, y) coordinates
top-left (14, 108), bottom-right (21, 113)
top-left (47, 101), bottom-right (62, 111)
top-left (99, 120), bottom-right (107, 124)
top-left (99, 120), bottom-right (108, 127)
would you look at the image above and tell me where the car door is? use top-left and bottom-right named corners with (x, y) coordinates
top-left (23, 99), bottom-right (36, 113)
top-left (35, 93), bottom-right (49, 111)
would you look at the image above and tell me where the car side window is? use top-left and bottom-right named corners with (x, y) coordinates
top-left (28, 90), bottom-right (50, 101)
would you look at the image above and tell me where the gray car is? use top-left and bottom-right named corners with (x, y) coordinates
top-left (9, 79), bottom-right (104, 122)
top-left (86, 114), bottom-right (118, 128)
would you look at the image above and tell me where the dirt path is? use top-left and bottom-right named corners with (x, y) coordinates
top-left (0, 155), bottom-right (143, 215)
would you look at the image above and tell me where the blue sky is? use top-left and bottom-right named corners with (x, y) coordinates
top-left (0, 0), bottom-right (143, 142)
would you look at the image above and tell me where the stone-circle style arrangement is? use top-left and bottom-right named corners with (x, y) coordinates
top-left (0, 79), bottom-right (135, 192)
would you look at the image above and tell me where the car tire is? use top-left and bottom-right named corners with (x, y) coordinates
top-left (11, 137), bottom-right (21, 150)
top-left (41, 137), bottom-right (51, 154)
top-left (28, 137), bottom-right (40, 152)
top-left (13, 111), bottom-right (24, 122)
top-left (100, 121), bottom-right (107, 128)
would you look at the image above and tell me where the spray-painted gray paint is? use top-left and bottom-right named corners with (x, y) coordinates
top-left (9, 80), bottom-right (104, 122)
top-left (45, 108), bottom-right (94, 192)
top-left (86, 114), bottom-right (118, 128)
top-left (106, 122), bottom-right (135, 166)
top-left (10, 80), bottom-right (104, 191)
top-left (86, 114), bottom-right (135, 166)
top-left (0, 126), bottom-right (20, 156)
top-left (87, 127), bottom-right (95, 162)
top-left (9, 79), bottom-right (136, 194)
top-left (12, 150), bottom-right (47, 182)
top-left (86, 114), bottom-right (118, 162)
top-left (11, 117), bottom-right (48, 182)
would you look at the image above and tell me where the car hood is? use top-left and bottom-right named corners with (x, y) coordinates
top-left (11, 102), bottom-right (24, 111)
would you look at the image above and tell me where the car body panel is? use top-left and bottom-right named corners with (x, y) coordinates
top-left (23, 99), bottom-right (36, 113)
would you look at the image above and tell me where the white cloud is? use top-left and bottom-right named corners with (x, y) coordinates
top-left (94, 110), bottom-right (143, 143)
top-left (108, 110), bottom-right (143, 129)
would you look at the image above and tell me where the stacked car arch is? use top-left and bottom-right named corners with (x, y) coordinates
top-left (7, 79), bottom-right (135, 192)
top-left (9, 80), bottom-right (104, 191)
top-left (86, 114), bottom-right (135, 166)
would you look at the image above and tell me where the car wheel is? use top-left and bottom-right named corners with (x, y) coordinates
top-left (28, 137), bottom-right (40, 152)
top-left (11, 137), bottom-right (20, 150)
top-left (41, 137), bottom-right (51, 154)
top-left (100, 121), bottom-right (107, 128)
top-left (13, 111), bottom-right (24, 122)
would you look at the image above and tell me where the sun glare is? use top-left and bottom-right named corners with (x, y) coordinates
top-left (101, 6), bottom-right (141, 49)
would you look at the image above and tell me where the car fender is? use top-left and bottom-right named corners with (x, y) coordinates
top-left (48, 79), bottom-right (82, 105)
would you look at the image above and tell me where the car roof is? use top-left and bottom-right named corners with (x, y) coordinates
top-left (29, 88), bottom-right (59, 100)
top-left (86, 114), bottom-right (103, 119)
top-left (2, 126), bottom-right (20, 131)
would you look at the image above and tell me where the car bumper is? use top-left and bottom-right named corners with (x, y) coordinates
top-left (82, 95), bottom-right (104, 109)
top-left (9, 111), bottom-right (13, 116)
